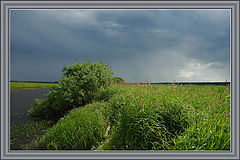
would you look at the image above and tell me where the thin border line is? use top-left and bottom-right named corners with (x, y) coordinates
top-left (7, 8), bottom-right (233, 154)
top-left (1, 1), bottom-right (239, 159)
top-left (6, 4), bottom-right (234, 156)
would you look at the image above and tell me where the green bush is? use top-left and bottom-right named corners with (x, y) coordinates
top-left (28, 59), bottom-right (113, 120)
top-left (93, 87), bottom-right (118, 102)
top-left (28, 99), bottom-right (55, 120)
top-left (112, 77), bottom-right (125, 84)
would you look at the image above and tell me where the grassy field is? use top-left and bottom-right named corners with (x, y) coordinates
top-left (29, 83), bottom-right (230, 151)
top-left (10, 81), bottom-right (58, 91)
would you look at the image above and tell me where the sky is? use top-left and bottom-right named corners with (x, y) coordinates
top-left (10, 9), bottom-right (230, 83)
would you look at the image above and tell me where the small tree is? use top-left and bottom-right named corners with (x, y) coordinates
top-left (112, 77), bottom-right (125, 84)
top-left (28, 59), bottom-right (113, 120)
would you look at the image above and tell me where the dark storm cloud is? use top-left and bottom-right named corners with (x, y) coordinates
top-left (10, 9), bottom-right (230, 82)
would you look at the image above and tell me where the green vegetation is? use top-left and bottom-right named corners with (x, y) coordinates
top-left (37, 102), bottom-right (109, 150)
top-left (112, 77), bottom-right (125, 84)
top-left (28, 59), bottom-right (113, 120)
top-left (10, 82), bottom-right (58, 91)
top-left (11, 60), bottom-right (230, 151)
top-left (34, 83), bottom-right (230, 151)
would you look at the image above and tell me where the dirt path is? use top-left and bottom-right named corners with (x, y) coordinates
top-left (10, 88), bottom-right (50, 124)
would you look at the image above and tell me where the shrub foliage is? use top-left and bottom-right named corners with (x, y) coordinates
top-left (112, 77), bottom-right (125, 84)
top-left (28, 59), bottom-right (113, 120)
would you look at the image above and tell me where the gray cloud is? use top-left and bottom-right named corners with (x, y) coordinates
top-left (10, 9), bottom-right (230, 82)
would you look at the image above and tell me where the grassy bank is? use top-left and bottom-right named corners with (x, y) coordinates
top-left (10, 82), bottom-right (58, 91)
top-left (34, 83), bottom-right (230, 150)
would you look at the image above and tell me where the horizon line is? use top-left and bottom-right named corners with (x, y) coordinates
top-left (10, 80), bottom-right (231, 84)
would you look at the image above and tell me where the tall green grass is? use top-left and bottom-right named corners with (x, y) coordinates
top-left (173, 85), bottom-right (230, 150)
top-left (36, 83), bottom-right (230, 150)
top-left (37, 102), bottom-right (109, 150)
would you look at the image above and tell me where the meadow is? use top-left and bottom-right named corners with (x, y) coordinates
top-left (10, 61), bottom-right (231, 151)
top-left (10, 81), bottom-right (58, 91)
top-left (12, 83), bottom-right (230, 151)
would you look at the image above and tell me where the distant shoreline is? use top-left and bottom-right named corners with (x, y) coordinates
top-left (10, 81), bottom-right (58, 83)
top-left (11, 81), bottom-right (230, 86)
top-left (130, 82), bottom-right (230, 85)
